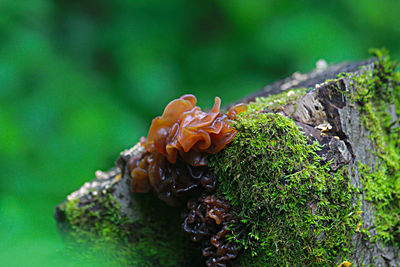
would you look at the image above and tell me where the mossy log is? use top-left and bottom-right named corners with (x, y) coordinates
top-left (55, 55), bottom-right (400, 266)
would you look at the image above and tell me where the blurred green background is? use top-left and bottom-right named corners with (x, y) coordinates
top-left (1, 0), bottom-right (400, 266)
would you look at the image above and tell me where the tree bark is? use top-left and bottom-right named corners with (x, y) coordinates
top-left (55, 59), bottom-right (400, 266)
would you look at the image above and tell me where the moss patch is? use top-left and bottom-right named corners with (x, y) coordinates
top-left (339, 48), bottom-right (400, 245)
top-left (62, 191), bottom-right (200, 266)
top-left (131, 193), bottom-right (201, 267)
top-left (210, 110), bottom-right (359, 265)
top-left (63, 193), bottom-right (135, 266)
top-left (247, 87), bottom-right (309, 113)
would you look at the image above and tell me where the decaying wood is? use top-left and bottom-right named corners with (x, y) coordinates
top-left (55, 59), bottom-right (399, 266)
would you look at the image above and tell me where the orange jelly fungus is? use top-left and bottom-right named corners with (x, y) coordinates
top-left (145, 94), bottom-right (246, 166)
top-left (129, 94), bottom-right (247, 199)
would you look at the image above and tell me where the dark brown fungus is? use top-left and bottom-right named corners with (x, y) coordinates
top-left (128, 151), bottom-right (217, 206)
top-left (204, 195), bottom-right (232, 225)
top-left (182, 195), bottom-right (237, 267)
top-left (129, 95), bottom-right (246, 204)
top-left (203, 225), bottom-right (238, 267)
top-left (127, 153), bottom-right (151, 193)
top-left (128, 95), bottom-right (243, 265)
top-left (182, 198), bottom-right (209, 242)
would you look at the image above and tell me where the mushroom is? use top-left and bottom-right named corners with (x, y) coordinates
top-left (129, 94), bottom-right (246, 205)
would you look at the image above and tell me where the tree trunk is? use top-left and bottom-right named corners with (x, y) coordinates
top-left (55, 57), bottom-right (400, 266)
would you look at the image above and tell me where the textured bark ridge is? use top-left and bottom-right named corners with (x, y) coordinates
top-left (280, 63), bottom-right (399, 266)
top-left (55, 58), bottom-right (400, 266)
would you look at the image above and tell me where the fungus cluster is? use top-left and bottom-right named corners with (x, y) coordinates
top-left (128, 94), bottom-right (245, 265)
top-left (182, 194), bottom-right (237, 267)
top-left (128, 94), bottom-right (246, 204)
top-left (128, 152), bottom-right (217, 206)
top-left (145, 94), bottom-right (246, 166)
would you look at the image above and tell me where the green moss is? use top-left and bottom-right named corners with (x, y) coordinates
top-left (247, 87), bottom-right (309, 113)
top-left (63, 191), bottom-right (200, 266)
top-left (210, 110), bottom-right (359, 265)
top-left (63, 193), bottom-right (136, 266)
top-left (130, 193), bottom-right (201, 267)
top-left (340, 48), bottom-right (400, 245)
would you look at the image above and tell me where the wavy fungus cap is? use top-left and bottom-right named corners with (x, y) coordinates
top-left (144, 94), bottom-right (246, 166)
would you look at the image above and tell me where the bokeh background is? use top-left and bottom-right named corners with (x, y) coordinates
top-left (1, 0), bottom-right (400, 266)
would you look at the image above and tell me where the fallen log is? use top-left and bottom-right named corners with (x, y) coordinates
top-left (55, 50), bottom-right (400, 266)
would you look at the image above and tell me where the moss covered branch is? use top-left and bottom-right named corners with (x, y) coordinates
top-left (55, 50), bottom-right (400, 266)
